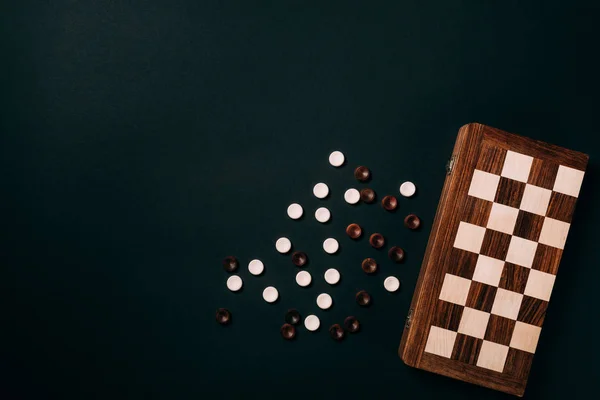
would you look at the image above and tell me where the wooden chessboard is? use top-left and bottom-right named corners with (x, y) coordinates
top-left (399, 123), bottom-right (588, 397)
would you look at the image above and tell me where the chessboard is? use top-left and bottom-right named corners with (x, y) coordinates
top-left (399, 123), bottom-right (588, 397)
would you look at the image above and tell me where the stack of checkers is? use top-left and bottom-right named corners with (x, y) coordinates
top-left (217, 150), bottom-right (422, 341)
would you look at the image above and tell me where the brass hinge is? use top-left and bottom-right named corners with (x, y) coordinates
top-left (446, 155), bottom-right (456, 175)
top-left (405, 308), bottom-right (414, 329)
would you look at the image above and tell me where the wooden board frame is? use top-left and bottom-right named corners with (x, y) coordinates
top-left (399, 123), bottom-right (589, 397)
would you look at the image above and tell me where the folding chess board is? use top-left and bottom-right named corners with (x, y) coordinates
top-left (399, 123), bottom-right (588, 396)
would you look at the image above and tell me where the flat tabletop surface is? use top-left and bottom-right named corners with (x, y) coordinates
top-left (2, 1), bottom-right (599, 399)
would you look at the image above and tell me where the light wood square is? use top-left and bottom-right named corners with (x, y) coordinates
top-left (538, 217), bottom-right (570, 250)
top-left (454, 222), bottom-right (486, 254)
top-left (439, 273), bottom-right (472, 306)
top-left (509, 321), bottom-right (542, 353)
top-left (472, 255), bottom-right (504, 287)
top-left (476, 340), bottom-right (509, 372)
top-left (553, 165), bottom-right (585, 198)
top-left (505, 236), bottom-right (538, 268)
top-left (425, 326), bottom-right (457, 358)
top-left (468, 169), bottom-right (500, 201)
top-left (501, 151), bottom-right (534, 183)
top-left (458, 307), bottom-right (491, 339)
top-left (486, 203), bottom-right (519, 235)
top-left (491, 288), bottom-right (523, 320)
top-left (520, 184), bottom-right (552, 216)
top-left (524, 269), bottom-right (556, 301)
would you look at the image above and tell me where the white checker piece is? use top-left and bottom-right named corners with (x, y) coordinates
top-left (275, 237), bottom-right (292, 253)
top-left (304, 315), bottom-right (320, 331)
top-left (324, 268), bottom-right (340, 285)
top-left (316, 293), bottom-right (333, 310)
top-left (313, 182), bottom-right (329, 199)
top-left (262, 286), bottom-right (279, 303)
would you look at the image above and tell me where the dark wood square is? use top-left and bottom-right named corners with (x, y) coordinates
top-left (494, 177), bottom-right (526, 208)
top-left (480, 229), bottom-right (512, 260)
top-left (517, 295), bottom-right (548, 327)
top-left (451, 333), bottom-right (483, 365)
top-left (432, 300), bottom-right (464, 331)
top-left (484, 314), bottom-right (516, 346)
top-left (527, 158), bottom-right (559, 190)
top-left (465, 281), bottom-right (498, 313)
top-left (512, 210), bottom-right (545, 242)
top-left (446, 247), bottom-right (478, 279)
top-left (475, 144), bottom-right (507, 176)
top-left (504, 348), bottom-right (535, 380)
top-left (531, 243), bottom-right (562, 275)
top-left (461, 196), bottom-right (493, 227)
top-left (546, 191), bottom-right (577, 223)
top-left (499, 263), bottom-right (530, 294)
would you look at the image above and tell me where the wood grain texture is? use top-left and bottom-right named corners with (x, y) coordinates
top-left (398, 123), bottom-right (589, 397)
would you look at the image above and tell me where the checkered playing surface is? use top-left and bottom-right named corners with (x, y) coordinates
top-left (424, 150), bottom-right (585, 373)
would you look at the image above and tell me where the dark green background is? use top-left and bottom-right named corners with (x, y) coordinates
top-left (2, 1), bottom-right (599, 399)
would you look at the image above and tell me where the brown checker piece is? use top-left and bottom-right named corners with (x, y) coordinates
top-left (503, 348), bottom-right (535, 381)
top-left (451, 333), bottom-right (483, 365)
top-left (517, 295), bottom-right (548, 327)
top-left (484, 314), bottom-right (516, 346)
top-left (528, 158), bottom-right (559, 190)
top-left (431, 300), bottom-right (464, 331)
top-left (513, 210), bottom-right (545, 242)
top-left (460, 196), bottom-right (493, 227)
top-left (499, 263), bottom-right (530, 294)
top-left (480, 229), bottom-right (512, 260)
top-left (446, 247), bottom-right (478, 279)
top-left (465, 281), bottom-right (497, 313)
top-left (475, 144), bottom-right (507, 175)
top-left (546, 191), bottom-right (577, 223)
top-left (530, 243), bottom-right (562, 275)
top-left (494, 177), bottom-right (526, 208)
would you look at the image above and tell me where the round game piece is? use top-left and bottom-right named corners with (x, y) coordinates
top-left (360, 188), bottom-right (376, 203)
top-left (216, 308), bottom-right (231, 325)
top-left (222, 256), bottom-right (239, 273)
top-left (345, 223), bottom-right (362, 239)
top-left (287, 203), bottom-right (303, 220)
top-left (344, 188), bottom-right (360, 204)
top-left (295, 270), bottom-right (312, 287)
top-left (388, 246), bottom-right (406, 263)
top-left (400, 181), bottom-right (417, 197)
top-left (316, 293), bottom-right (333, 310)
top-left (304, 315), bottom-right (320, 332)
top-left (384, 276), bottom-right (401, 292)
top-left (248, 259), bottom-right (264, 276)
top-left (361, 258), bottom-right (378, 274)
top-left (275, 237), bottom-right (292, 254)
top-left (356, 290), bottom-right (372, 307)
top-left (324, 268), bottom-right (341, 285)
top-left (404, 214), bottom-right (421, 230)
top-left (329, 324), bottom-right (345, 341)
top-left (291, 251), bottom-right (308, 267)
top-left (354, 166), bottom-right (371, 182)
top-left (262, 286), bottom-right (279, 303)
top-left (323, 238), bottom-right (339, 254)
top-left (280, 323), bottom-right (296, 340)
top-left (226, 275), bottom-right (243, 292)
top-left (329, 151), bottom-right (345, 167)
top-left (315, 207), bottom-right (331, 223)
top-left (369, 233), bottom-right (385, 249)
top-left (313, 182), bottom-right (329, 199)
top-left (285, 309), bottom-right (301, 325)
top-left (381, 195), bottom-right (398, 211)
top-left (344, 316), bottom-right (360, 333)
